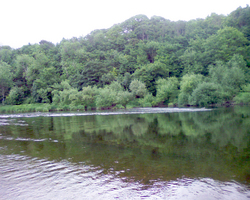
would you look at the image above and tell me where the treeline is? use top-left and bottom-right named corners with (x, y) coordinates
top-left (1, 6), bottom-right (250, 109)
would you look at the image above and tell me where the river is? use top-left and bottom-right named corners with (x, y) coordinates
top-left (0, 107), bottom-right (249, 199)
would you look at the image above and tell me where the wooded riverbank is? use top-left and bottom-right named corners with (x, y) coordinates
top-left (1, 6), bottom-right (250, 109)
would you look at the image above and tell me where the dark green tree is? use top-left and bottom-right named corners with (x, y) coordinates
top-left (0, 62), bottom-right (12, 105)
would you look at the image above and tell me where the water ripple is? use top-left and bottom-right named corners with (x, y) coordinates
top-left (0, 107), bottom-right (211, 119)
top-left (0, 135), bottom-right (58, 143)
top-left (0, 118), bottom-right (28, 126)
top-left (0, 154), bottom-right (249, 200)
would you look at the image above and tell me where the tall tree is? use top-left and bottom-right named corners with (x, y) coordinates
top-left (0, 62), bottom-right (12, 105)
top-left (204, 27), bottom-right (250, 64)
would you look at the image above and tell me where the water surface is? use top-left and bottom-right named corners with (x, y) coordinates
top-left (0, 107), bottom-right (249, 199)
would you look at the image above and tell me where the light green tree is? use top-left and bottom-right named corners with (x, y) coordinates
top-left (156, 77), bottom-right (179, 105)
top-left (208, 59), bottom-right (246, 100)
top-left (178, 74), bottom-right (204, 106)
top-left (129, 80), bottom-right (147, 98)
top-left (189, 82), bottom-right (223, 106)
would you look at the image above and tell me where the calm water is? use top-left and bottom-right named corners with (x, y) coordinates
top-left (0, 107), bottom-right (249, 199)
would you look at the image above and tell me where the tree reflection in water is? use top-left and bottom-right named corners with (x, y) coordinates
top-left (0, 106), bottom-right (249, 185)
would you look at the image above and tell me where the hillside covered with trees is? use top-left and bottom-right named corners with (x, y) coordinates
top-left (1, 6), bottom-right (250, 111)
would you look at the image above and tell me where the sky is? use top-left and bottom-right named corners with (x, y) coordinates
top-left (0, 0), bottom-right (249, 49)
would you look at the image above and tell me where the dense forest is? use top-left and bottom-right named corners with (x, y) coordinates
top-left (1, 6), bottom-right (250, 110)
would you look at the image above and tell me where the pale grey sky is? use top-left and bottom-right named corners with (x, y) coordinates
top-left (0, 0), bottom-right (249, 49)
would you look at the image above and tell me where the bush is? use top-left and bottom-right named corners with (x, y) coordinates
top-left (177, 74), bottom-right (204, 106)
top-left (6, 87), bottom-right (25, 105)
top-left (106, 81), bottom-right (123, 92)
top-left (156, 77), bottom-right (179, 105)
top-left (234, 93), bottom-right (250, 104)
top-left (233, 84), bottom-right (250, 104)
top-left (80, 86), bottom-right (99, 108)
top-left (114, 104), bottom-right (125, 109)
top-left (138, 93), bottom-right (157, 107)
top-left (178, 92), bottom-right (189, 106)
top-left (189, 82), bottom-right (223, 107)
top-left (96, 88), bottom-right (116, 109)
top-left (129, 80), bottom-right (147, 98)
top-left (208, 59), bottom-right (247, 101)
top-left (126, 99), bottom-right (141, 108)
top-left (116, 91), bottom-right (133, 108)
top-left (179, 74), bottom-right (204, 94)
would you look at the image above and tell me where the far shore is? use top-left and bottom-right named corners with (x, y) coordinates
top-left (0, 101), bottom-right (247, 114)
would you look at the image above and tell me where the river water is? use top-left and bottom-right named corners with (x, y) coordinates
top-left (0, 107), bottom-right (249, 199)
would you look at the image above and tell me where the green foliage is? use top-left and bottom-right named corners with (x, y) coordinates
top-left (234, 92), bottom-right (250, 105)
top-left (180, 74), bottom-right (204, 94)
top-left (234, 84), bottom-right (250, 104)
top-left (142, 41), bottom-right (160, 63)
top-left (189, 82), bottom-right (223, 106)
top-left (178, 92), bottom-right (190, 106)
top-left (129, 80), bottom-right (147, 98)
top-left (15, 54), bottom-right (35, 85)
top-left (208, 58), bottom-right (246, 100)
top-left (204, 27), bottom-right (250, 64)
top-left (2, 6), bottom-right (250, 109)
top-left (133, 61), bottom-right (168, 95)
top-left (224, 5), bottom-right (250, 40)
top-left (0, 46), bottom-right (16, 65)
top-left (178, 74), bottom-right (204, 105)
top-left (6, 87), bottom-right (25, 105)
top-left (0, 62), bottom-right (12, 105)
top-left (96, 81), bottom-right (133, 109)
top-left (116, 91), bottom-right (133, 108)
top-left (80, 86), bottom-right (99, 108)
top-left (106, 81), bottom-right (124, 92)
top-left (51, 80), bottom-right (77, 105)
top-left (95, 87), bottom-right (117, 109)
top-left (138, 93), bottom-right (157, 107)
top-left (118, 72), bottom-right (132, 90)
top-left (227, 54), bottom-right (250, 81)
top-left (156, 77), bottom-right (179, 105)
top-left (59, 88), bottom-right (78, 105)
top-left (100, 72), bottom-right (116, 86)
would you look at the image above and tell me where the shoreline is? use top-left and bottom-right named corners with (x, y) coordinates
top-left (0, 101), bottom-right (247, 114)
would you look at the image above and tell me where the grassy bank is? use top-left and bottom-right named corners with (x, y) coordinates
top-left (0, 101), bottom-right (244, 114)
top-left (0, 104), bottom-right (89, 114)
top-left (0, 103), bottom-right (142, 114)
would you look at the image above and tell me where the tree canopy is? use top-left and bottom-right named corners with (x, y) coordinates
top-left (1, 5), bottom-right (250, 109)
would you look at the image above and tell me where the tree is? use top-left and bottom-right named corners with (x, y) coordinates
top-left (95, 87), bottom-right (116, 109)
top-left (106, 24), bottom-right (127, 52)
top-left (189, 82), bottom-right (223, 107)
top-left (51, 80), bottom-right (78, 105)
top-left (204, 27), bottom-right (250, 64)
top-left (180, 37), bottom-right (206, 75)
top-left (133, 61), bottom-right (169, 95)
top-left (80, 86), bottom-right (99, 109)
top-left (224, 5), bottom-right (250, 40)
top-left (95, 81), bottom-right (125, 109)
top-left (39, 40), bottom-right (55, 55)
top-left (118, 72), bottom-right (132, 90)
top-left (0, 62), bottom-right (12, 105)
top-left (208, 58), bottom-right (246, 100)
top-left (156, 77), bottom-right (179, 105)
top-left (6, 86), bottom-right (25, 105)
top-left (178, 74), bottom-right (204, 106)
top-left (0, 46), bottom-right (15, 65)
top-left (234, 83), bottom-right (250, 104)
top-left (116, 91), bottom-right (133, 108)
top-left (129, 80), bottom-right (147, 98)
top-left (15, 54), bottom-right (35, 86)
